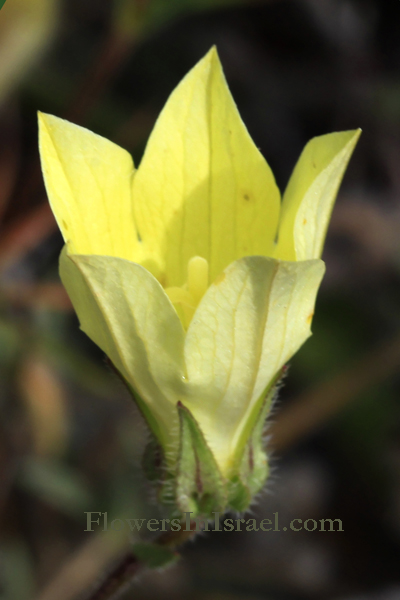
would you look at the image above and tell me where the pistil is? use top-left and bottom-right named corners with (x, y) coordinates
top-left (165, 256), bottom-right (209, 328)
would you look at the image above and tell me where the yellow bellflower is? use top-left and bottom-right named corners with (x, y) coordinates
top-left (38, 48), bottom-right (360, 516)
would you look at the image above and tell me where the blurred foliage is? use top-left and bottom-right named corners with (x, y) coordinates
top-left (1, 0), bottom-right (400, 600)
top-left (0, 0), bottom-right (59, 107)
top-left (114, 0), bottom-right (246, 38)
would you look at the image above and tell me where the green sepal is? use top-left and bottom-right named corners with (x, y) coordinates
top-left (131, 542), bottom-right (179, 569)
top-left (176, 402), bottom-right (227, 517)
top-left (142, 436), bottom-right (164, 483)
top-left (227, 381), bottom-right (280, 511)
top-left (239, 387), bottom-right (274, 495)
top-left (226, 475), bottom-right (252, 512)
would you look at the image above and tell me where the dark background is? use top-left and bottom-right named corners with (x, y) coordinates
top-left (1, 0), bottom-right (400, 599)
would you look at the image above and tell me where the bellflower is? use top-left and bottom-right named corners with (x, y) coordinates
top-left (38, 48), bottom-right (360, 517)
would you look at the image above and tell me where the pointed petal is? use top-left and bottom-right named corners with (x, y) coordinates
top-left (39, 113), bottom-right (141, 261)
top-left (183, 256), bottom-right (325, 477)
top-left (275, 129), bottom-right (361, 261)
top-left (59, 248), bottom-right (186, 453)
top-left (132, 47), bottom-right (280, 287)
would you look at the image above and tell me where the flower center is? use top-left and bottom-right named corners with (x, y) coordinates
top-left (165, 256), bottom-right (209, 329)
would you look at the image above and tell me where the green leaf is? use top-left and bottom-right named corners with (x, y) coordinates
top-left (132, 542), bottom-right (179, 569)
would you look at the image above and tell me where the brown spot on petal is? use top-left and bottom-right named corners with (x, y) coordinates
top-left (303, 218), bottom-right (307, 225)
top-left (307, 312), bottom-right (314, 323)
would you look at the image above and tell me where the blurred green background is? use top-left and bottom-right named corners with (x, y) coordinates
top-left (1, 0), bottom-right (400, 599)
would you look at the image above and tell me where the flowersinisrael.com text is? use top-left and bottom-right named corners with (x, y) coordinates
top-left (84, 512), bottom-right (343, 533)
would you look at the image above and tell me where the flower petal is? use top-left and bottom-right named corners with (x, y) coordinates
top-left (131, 47), bottom-right (280, 287)
top-left (39, 113), bottom-right (142, 261)
top-left (183, 255), bottom-right (325, 477)
top-left (59, 248), bottom-right (186, 454)
top-left (275, 129), bottom-right (361, 261)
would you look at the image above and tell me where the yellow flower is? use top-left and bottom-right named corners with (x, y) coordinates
top-left (38, 48), bottom-right (360, 515)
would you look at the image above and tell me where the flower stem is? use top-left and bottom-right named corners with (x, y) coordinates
top-left (83, 522), bottom-right (198, 600)
top-left (83, 552), bottom-right (141, 600)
